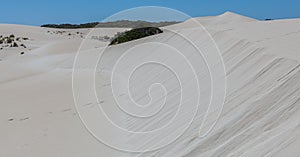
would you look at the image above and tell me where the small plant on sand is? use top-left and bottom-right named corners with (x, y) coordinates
top-left (20, 44), bottom-right (26, 48)
top-left (103, 35), bottom-right (110, 40)
top-left (12, 42), bottom-right (18, 47)
top-left (6, 38), bottom-right (13, 44)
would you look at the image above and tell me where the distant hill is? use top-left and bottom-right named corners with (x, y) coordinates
top-left (41, 20), bottom-right (180, 29)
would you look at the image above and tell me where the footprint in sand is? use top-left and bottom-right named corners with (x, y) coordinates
top-left (19, 117), bottom-right (30, 121)
top-left (62, 108), bottom-right (72, 112)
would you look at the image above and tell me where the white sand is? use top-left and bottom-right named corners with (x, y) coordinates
top-left (1, 12), bottom-right (300, 156)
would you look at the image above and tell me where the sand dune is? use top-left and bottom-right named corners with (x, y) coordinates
top-left (1, 12), bottom-right (300, 156)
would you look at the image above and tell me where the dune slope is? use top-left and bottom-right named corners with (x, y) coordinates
top-left (1, 12), bottom-right (300, 157)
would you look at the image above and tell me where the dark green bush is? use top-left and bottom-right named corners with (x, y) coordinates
top-left (41, 21), bottom-right (179, 29)
top-left (12, 42), bottom-right (18, 47)
top-left (109, 27), bottom-right (163, 45)
top-left (20, 44), bottom-right (26, 48)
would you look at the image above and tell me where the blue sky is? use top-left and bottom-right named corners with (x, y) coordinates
top-left (2, 0), bottom-right (300, 25)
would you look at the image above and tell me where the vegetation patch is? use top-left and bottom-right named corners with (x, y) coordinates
top-left (12, 42), bottom-right (18, 47)
top-left (109, 27), bottom-right (163, 45)
top-left (0, 34), bottom-right (29, 50)
top-left (41, 20), bottom-right (180, 29)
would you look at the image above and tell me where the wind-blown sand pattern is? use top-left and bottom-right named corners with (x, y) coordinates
top-left (1, 12), bottom-right (300, 156)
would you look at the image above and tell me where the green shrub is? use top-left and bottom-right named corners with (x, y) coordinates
top-left (20, 44), bottom-right (26, 48)
top-left (6, 38), bottom-right (13, 44)
top-left (109, 27), bottom-right (163, 45)
top-left (40, 21), bottom-right (179, 29)
top-left (12, 42), bottom-right (18, 47)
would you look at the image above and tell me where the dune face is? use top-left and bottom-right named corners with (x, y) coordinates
top-left (1, 12), bottom-right (300, 157)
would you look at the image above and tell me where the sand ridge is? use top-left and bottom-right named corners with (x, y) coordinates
top-left (1, 12), bottom-right (300, 156)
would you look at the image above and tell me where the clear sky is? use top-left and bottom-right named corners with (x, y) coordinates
top-left (2, 0), bottom-right (300, 25)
